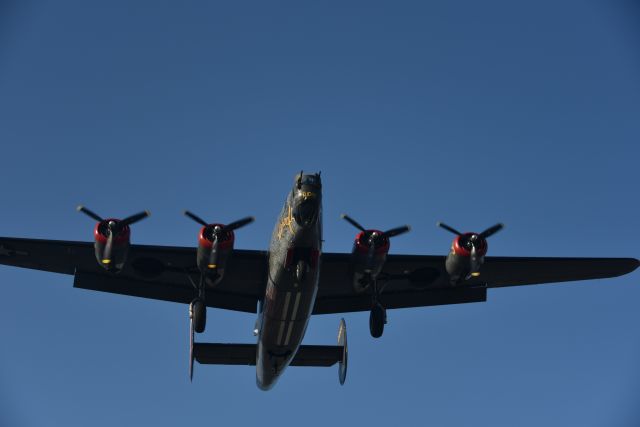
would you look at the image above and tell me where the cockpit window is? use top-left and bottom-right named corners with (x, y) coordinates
top-left (301, 175), bottom-right (320, 187)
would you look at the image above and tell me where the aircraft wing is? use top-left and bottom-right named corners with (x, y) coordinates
top-left (314, 253), bottom-right (639, 314)
top-left (0, 237), bottom-right (637, 315)
top-left (0, 237), bottom-right (266, 313)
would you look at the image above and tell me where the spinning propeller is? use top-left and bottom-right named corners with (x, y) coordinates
top-left (77, 205), bottom-right (150, 264)
top-left (437, 221), bottom-right (504, 277)
top-left (184, 210), bottom-right (254, 269)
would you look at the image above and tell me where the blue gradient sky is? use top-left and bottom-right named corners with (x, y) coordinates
top-left (0, 1), bottom-right (639, 426)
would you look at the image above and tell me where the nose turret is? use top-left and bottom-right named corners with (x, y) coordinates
top-left (292, 171), bottom-right (322, 228)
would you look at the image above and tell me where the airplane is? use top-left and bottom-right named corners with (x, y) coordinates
top-left (0, 171), bottom-right (638, 390)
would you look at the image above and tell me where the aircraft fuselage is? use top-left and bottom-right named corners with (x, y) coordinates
top-left (256, 173), bottom-right (322, 390)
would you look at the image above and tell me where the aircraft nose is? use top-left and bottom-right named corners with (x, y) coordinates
top-left (293, 197), bottom-right (319, 228)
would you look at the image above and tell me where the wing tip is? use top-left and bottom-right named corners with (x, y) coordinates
top-left (623, 258), bottom-right (640, 275)
top-left (606, 258), bottom-right (640, 278)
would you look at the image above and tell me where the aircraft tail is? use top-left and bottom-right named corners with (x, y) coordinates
top-left (191, 318), bottom-right (348, 384)
top-left (193, 343), bottom-right (342, 366)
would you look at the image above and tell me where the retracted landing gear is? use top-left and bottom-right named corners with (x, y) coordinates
top-left (369, 279), bottom-right (387, 338)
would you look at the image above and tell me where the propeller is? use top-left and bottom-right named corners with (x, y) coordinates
top-left (223, 216), bottom-right (255, 232)
top-left (184, 211), bottom-right (255, 235)
top-left (437, 222), bottom-right (503, 243)
top-left (437, 221), bottom-right (504, 277)
top-left (341, 214), bottom-right (366, 233)
top-left (119, 211), bottom-right (151, 228)
top-left (184, 211), bottom-right (207, 227)
top-left (77, 205), bottom-right (103, 222)
top-left (184, 211), bottom-right (255, 269)
top-left (479, 223), bottom-right (503, 239)
top-left (77, 206), bottom-right (150, 264)
top-left (435, 222), bottom-right (463, 236)
top-left (341, 214), bottom-right (410, 247)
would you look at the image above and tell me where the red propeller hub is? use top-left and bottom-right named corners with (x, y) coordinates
top-left (198, 224), bottom-right (235, 250)
top-left (354, 230), bottom-right (391, 255)
top-left (452, 233), bottom-right (488, 257)
top-left (93, 219), bottom-right (131, 245)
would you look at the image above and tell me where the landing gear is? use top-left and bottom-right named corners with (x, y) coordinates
top-left (369, 279), bottom-right (387, 338)
top-left (187, 274), bottom-right (207, 334)
top-left (190, 298), bottom-right (206, 333)
top-left (188, 276), bottom-right (207, 381)
top-left (369, 302), bottom-right (386, 338)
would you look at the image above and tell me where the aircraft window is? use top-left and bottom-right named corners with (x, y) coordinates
top-left (294, 199), bottom-right (318, 227)
top-left (301, 176), bottom-right (320, 186)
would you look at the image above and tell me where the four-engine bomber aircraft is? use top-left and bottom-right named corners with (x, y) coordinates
top-left (0, 172), bottom-right (638, 389)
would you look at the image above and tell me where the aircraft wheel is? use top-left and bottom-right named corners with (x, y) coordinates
top-left (191, 299), bottom-right (206, 333)
top-left (369, 303), bottom-right (385, 338)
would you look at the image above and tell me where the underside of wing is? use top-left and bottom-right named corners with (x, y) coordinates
top-left (2, 237), bottom-right (637, 316)
top-left (479, 256), bottom-right (639, 288)
top-left (315, 252), bottom-right (639, 314)
top-left (0, 237), bottom-right (267, 313)
top-left (0, 237), bottom-right (96, 274)
top-left (315, 253), bottom-right (485, 314)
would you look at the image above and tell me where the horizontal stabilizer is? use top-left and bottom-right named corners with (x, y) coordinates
top-left (194, 343), bottom-right (343, 367)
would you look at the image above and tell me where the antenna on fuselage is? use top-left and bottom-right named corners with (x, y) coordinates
top-left (297, 170), bottom-right (303, 189)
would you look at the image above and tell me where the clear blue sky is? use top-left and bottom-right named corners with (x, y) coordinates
top-left (0, 1), bottom-right (639, 426)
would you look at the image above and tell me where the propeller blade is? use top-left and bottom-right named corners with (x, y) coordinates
top-left (77, 205), bottom-right (103, 222)
top-left (341, 214), bottom-right (366, 232)
top-left (207, 235), bottom-right (219, 269)
top-left (102, 229), bottom-right (114, 266)
top-left (480, 223), bottom-right (504, 239)
top-left (470, 243), bottom-right (478, 264)
top-left (223, 216), bottom-right (255, 232)
top-left (383, 225), bottom-right (411, 238)
top-left (368, 237), bottom-right (376, 259)
top-left (120, 211), bottom-right (151, 228)
top-left (184, 210), bottom-right (208, 227)
top-left (466, 243), bottom-right (481, 279)
top-left (436, 222), bottom-right (463, 236)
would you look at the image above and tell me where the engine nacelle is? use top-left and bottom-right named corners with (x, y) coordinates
top-left (197, 224), bottom-right (234, 287)
top-left (349, 230), bottom-right (390, 293)
top-left (445, 233), bottom-right (488, 284)
top-left (93, 219), bottom-right (131, 272)
top-left (78, 206), bottom-right (149, 272)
